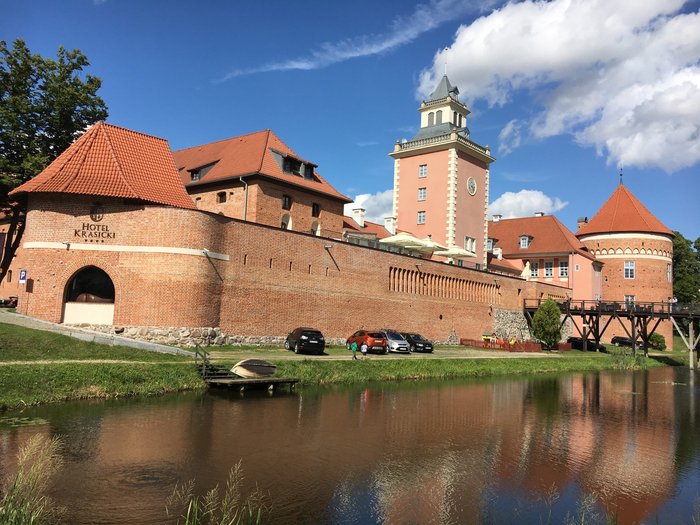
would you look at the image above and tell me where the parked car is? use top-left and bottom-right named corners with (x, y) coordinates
top-left (380, 330), bottom-right (410, 353)
top-left (285, 327), bottom-right (325, 355)
top-left (567, 336), bottom-right (606, 352)
top-left (346, 330), bottom-right (388, 354)
top-left (401, 332), bottom-right (434, 353)
top-left (611, 336), bottom-right (638, 348)
top-left (0, 296), bottom-right (18, 308)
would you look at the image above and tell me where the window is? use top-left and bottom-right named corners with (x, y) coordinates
top-left (419, 164), bottom-right (427, 178)
top-left (519, 235), bottom-right (530, 249)
top-left (575, 264), bottom-right (581, 272)
top-left (464, 236), bottom-right (475, 251)
top-left (283, 157), bottom-right (301, 175)
top-left (417, 211), bottom-right (426, 224)
top-left (559, 261), bottom-right (569, 277)
top-left (667, 263), bottom-right (672, 282)
top-left (544, 262), bottom-right (553, 277)
top-left (6, 270), bottom-right (11, 283)
top-left (418, 187), bottom-right (427, 201)
top-left (486, 239), bottom-right (493, 251)
top-left (216, 192), bottom-right (226, 204)
top-left (281, 213), bottom-right (292, 230)
top-left (624, 260), bottom-right (635, 279)
top-left (312, 203), bottom-right (320, 217)
top-left (282, 195), bottom-right (292, 210)
top-left (189, 162), bottom-right (216, 182)
top-left (428, 112), bottom-right (434, 126)
top-left (530, 262), bottom-right (539, 277)
top-left (436, 110), bottom-right (443, 124)
top-left (304, 165), bottom-right (314, 180)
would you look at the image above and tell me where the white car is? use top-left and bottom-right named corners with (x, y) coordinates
top-left (381, 330), bottom-right (410, 353)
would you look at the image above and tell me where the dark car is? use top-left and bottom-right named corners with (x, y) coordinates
top-left (611, 336), bottom-right (638, 349)
top-left (346, 330), bottom-right (388, 354)
top-left (0, 296), bottom-right (18, 308)
top-left (567, 336), bottom-right (606, 352)
top-left (285, 327), bottom-right (325, 355)
top-left (401, 332), bottom-right (434, 353)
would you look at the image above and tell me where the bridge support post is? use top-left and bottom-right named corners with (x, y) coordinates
top-left (690, 322), bottom-right (697, 371)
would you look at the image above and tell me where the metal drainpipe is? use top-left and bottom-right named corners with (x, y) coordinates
top-left (239, 177), bottom-right (248, 221)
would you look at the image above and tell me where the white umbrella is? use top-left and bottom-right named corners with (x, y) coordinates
top-left (433, 245), bottom-right (475, 259)
top-left (379, 232), bottom-right (425, 248)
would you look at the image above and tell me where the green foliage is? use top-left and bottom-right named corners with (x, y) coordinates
top-left (648, 332), bottom-right (666, 351)
top-left (0, 38), bottom-right (108, 189)
top-left (166, 461), bottom-right (268, 525)
top-left (672, 231), bottom-right (700, 305)
top-left (609, 348), bottom-right (648, 370)
top-left (0, 435), bottom-right (65, 524)
top-left (531, 299), bottom-right (562, 350)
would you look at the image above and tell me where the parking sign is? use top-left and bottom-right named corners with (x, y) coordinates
top-left (19, 269), bottom-right (27, 284)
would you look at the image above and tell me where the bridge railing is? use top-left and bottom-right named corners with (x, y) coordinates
top-left (524, 299), bottom-right (700, 316)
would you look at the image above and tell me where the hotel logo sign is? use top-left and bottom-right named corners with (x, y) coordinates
top-left (75, 205), bottom-right (116, 242)
top-left (90, 205), bottom-right (104, 222)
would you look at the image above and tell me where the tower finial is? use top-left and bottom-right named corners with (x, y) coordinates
top-left (443, 47), bottom-right (448, 76)
top-left (619, 168), bottom-right (623, 185)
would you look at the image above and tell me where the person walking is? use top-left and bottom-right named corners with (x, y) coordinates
top-left (351, 340), bottom-right (358, 360)
top-left (361, 342), bottom-right (368, 359)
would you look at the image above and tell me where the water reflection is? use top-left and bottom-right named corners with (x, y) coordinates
top-left (1, 368), bottom-right (698, 524)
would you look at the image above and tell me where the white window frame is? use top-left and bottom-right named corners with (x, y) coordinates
top-left (530, 262), bottom-right (539, 277)
top-left (667, 263), bottom-right (672, 282)
top-left (519, 236), bottom-right (529, 249)
top-left (418, 165), bottom-right (427, 178)
top-left (559, 261), bottom-right (569, 277)
top-left (486, 239), bottom-right (493, 251)
top-left (544, 261), bottom-right (553, 277)
top-left (418, 187), bottom-right (427, 201)
top-left (417, 211), bottom-right (426, 224)
top-left (624, 260), bottom-right (635, 279)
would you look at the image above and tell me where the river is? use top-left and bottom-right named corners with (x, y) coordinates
top-left (1, 366), bottom-right (699, 524)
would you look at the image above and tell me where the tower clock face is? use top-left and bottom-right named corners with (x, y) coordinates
top-left (467, 177), bottom-right (477, 196)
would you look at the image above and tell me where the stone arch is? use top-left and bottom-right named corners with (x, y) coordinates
top-left (632, 248), bottom-right (639, 254)
top-left (281, 213), bottom-right (293, 230)
top-left (653, 249), bottom-right (658, 255)
top-left (601, 249), bottom-right (608, 255)
top-left (63, 265), bottom-right (115, 325)
top-left (615, 248), bottom-right (623, 255)
top-left (624, 247), bottom-right (632, 254)
top-left (310, 220), bottom-right (321, 236)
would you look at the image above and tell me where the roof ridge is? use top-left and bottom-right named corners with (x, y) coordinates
top-left (100, 122), bottom-right (169, 144)
top-left (56, 125), bottom-right (99, 193)
top-left (173, 129), bottom-right (271, 153)
top-left (258, 129), bottom-right (271, 174)
top-left (100, 122), bottom-right (138, 198)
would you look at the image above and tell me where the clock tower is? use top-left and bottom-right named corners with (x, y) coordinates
top-left (389, 75), bottom-right (495, 267)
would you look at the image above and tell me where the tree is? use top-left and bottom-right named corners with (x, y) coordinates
top-left (672, 231), bottom-right (700, 305)
top-left (531, 299), bottom-right (562, 350)
top-left (0, 39), bottom-right (108, 284)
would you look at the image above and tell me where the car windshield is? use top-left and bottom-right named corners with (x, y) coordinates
top-left (302, 331), bottom-right (322, 338)
top-left (384, 331), bottom-right (404, 341)
top-left (367, 332), bottom-right (384, 339)
top-left (409, 334), bottom-right (426, 341)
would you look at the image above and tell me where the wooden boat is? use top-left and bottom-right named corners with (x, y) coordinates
top-left (231, 359), bottom-right (277, 378)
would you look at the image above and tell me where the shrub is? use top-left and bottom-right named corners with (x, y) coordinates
top-left (649, 333), bottom-right (666, 351)
top-left (531, 299), bottom-right (562, 351)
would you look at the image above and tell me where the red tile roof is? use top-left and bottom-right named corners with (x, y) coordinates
top-left (576, 184), bottom-right (673, 237)
top-left (489, 215), bottom-right (595, 260)
top-left (487, 254), bottom-right (523, 275)
top-left (173, 130), bottom-right (352, 203)
top-left (343, 217), bottom-right (391, 239)
top-left (9, 122), bottom-right (196, 209)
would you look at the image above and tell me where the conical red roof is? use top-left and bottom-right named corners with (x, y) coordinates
top-left (9, 122), bottom-right (195, 209)
top-left (576, 184), bottom-right (673, 237)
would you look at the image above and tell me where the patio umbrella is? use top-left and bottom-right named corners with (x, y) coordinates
top-left (379, 232), bottom-right (425, 248)
top-left (432, 245), bottom-right (476, 259)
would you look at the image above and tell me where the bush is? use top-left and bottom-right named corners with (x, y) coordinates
top-left (649, 333), bottom-right (666, 351)
top-left (531, 299), bottom-right (562, 351)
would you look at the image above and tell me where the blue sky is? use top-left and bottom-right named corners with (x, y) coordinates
top-left (3, 0), bottom-right (699, 239)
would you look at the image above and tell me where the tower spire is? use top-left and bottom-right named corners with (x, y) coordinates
top-left (619, 168), bottom-right (623, 185)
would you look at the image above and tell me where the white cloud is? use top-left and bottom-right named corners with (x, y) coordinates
top-left (498, 119), bottom-right (522, 155)
top-left (419, 0), bottom-right (700, 172)
top-left (344, 189), bottom-right (394, 223)
top-left (488, 190), bottom-right (568, 219)
top-left (218, 0), bottom-right (493, 81)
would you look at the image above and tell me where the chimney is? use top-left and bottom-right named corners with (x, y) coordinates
top-left (352, 207), bottom-right (365, 228)
top-left (577, 216), bottom-right (588, 230)
top-left (534, 211), bottom-right (545, 217)
top-left (384, 216), bottom-right (396, 235)
top-left (492, 214), bottom-right (502, 222)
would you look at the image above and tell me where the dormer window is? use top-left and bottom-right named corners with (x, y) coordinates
top-left (486, 239), bottom-right (494, 251)
top-left (283, 157), bottom-right (302, 175)
top-left (304, 165), bottom-right (314, 180)
top-left (189, 162), bottom-right (217, 182)
top-left (519, 235), bottom-right (530, 249)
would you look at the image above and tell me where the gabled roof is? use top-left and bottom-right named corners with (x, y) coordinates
top-left (343, 217), bottom-right (391, 239)
top-left (576, 184), bottom-right (673, 237)
top-left (429, 74), bottom-right (459, 101)
top-left (9, 122), bottom-right (196, 210)
top-left (488, 215), bottom-right (595, 260)
top-left (173, 130), bottom-right (352, 203)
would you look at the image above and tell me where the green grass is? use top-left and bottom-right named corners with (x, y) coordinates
top-left (0, 322), bottom-right (191, 362)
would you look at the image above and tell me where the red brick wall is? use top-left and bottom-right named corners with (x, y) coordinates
top-left (12, 195), bottom-right (568, 341)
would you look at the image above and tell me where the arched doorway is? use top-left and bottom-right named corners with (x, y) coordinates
top-left (281, 213), bottom-right (293, 230)
top-left (62, 266), bottom-right (115, 325)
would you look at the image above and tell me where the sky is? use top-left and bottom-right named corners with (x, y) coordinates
top-left (3, 0), bottom-right (699, 240)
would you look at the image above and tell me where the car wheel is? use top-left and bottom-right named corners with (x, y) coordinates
top-left (294, 343), bottom-right (300, 354)
top-left (284, 340), bottom-right (290, 350)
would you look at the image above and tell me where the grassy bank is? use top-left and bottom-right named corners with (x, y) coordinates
top-left (0, 323), bottom-right (204, 410)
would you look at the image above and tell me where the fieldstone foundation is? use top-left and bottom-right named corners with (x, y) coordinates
top-left (493, 308), bottom-right (573, 342)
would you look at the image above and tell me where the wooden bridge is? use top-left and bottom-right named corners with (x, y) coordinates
top-left (523, 299), bottom-right (700, 369)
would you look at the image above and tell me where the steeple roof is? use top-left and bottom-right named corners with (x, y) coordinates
top-left (576, 184), bottom-right (673, 237)
top-left (429, 74), bottom-right (459, 101)
top-left (9, 122), bottom-right (196, 209)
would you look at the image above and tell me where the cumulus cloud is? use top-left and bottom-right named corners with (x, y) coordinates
top-left (498, 119), bottom-right (523, 155)
top-left (344, 189), bottom-right (394, 223)
top-left (218, 0), bottom-right (494, 81)
top-left (488, 190), bottom-right (568, 219)
top-left (419, 0), bottom-right (700, 172)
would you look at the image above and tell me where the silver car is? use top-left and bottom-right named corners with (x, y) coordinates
top-left (381, 330), bottom-right (410, 353)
